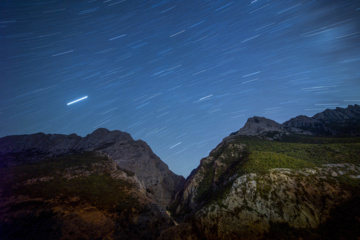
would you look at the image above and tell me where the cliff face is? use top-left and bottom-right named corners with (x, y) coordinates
top-left (0, 128), bottom-right (185, 207)
top-left (169, 105), bottom-right (360, 239)
top-left (164, 164), bottom-right (360, 240)
top-left (196, 164), bottom-right (360, 240)
top-left (170, 140), bottom-right (249, 217)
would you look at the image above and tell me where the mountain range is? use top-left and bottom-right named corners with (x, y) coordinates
top-left (1, 104), bottom-right (360, 239)
top-left (232, 104), bottom-right (360, 138)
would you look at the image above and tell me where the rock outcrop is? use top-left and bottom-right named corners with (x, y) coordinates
top-left (170, 140), bottom-right (249, 217)
top-left (0, 128), bottom-right (185, 207)
top-left (232, 116), bottom-right (288, 139)
top-left (165, 164), bottom-right (360, 240)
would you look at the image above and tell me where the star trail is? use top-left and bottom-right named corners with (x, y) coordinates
top-left (67, 96), bottom-right (88, 106)
top-left (1, 0), bottom-right (360, 177)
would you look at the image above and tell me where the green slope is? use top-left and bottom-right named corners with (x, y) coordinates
top-left (233, 135), bottom-right (360, 173)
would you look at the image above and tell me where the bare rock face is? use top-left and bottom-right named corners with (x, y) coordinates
top-left (282, 115), bottom-right (322, 135)
top-left (0, 128), bottom-right (184, 207)
top-left (168, 164), bottom-right (360, 240)
top-left (193, 164), bottom-right (360, 240)
top-left (170, 139), bottom-right (249, 217)
top-left (98, 137), bottom-right (185, 207)
top-left (78, 128), bottom-right (133, 150)
top-left (233, 116), bottom-right (288, 138)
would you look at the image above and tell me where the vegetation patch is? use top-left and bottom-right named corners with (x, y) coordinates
top-left (1, 152), bottom-right (140, 211)
top-left (229, 136), bottom-right (360, 169)
top-left (195, 145), bottom-right (249, 204)
top-left (194, 163), bottom-right (215, 203)
top-left (244, 151), bottom-right (315, 173)
top-left (1, 151), bottom-right (107, 184)
top-left (13, 174), bottom-right (138, 211)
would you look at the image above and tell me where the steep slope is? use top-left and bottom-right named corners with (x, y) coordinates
top-left (168, 105), bottom-right (360, 239)
top-left (0, 128), bottom-right (184, 207)
top-left (0, 151), bottom-right (174, 240)
top-left (170, 134), bottom-right (360, 216)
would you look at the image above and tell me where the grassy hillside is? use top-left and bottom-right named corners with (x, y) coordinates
top-left (0, 152), bottom-right (138, 211)
top-left (232, 135), bottom-right (360, 173)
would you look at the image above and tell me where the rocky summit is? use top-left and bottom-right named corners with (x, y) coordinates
top-left (233, 116), bottom-right (287, 139)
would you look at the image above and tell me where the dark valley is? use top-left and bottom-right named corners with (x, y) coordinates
top-left (1, 105), bottom-right (360, 240)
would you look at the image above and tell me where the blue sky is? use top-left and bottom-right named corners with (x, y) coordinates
top-left (1, 0), bottom-right (360, 177)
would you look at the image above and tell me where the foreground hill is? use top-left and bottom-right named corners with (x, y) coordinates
top-left (0, 128), bottom-right (184, 239)
top-left (0, 151), bottom-right (174, 240)
top-left (168, 105), bottom-right (360, 240)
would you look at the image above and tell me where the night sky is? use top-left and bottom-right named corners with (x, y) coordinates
top-left (1, 0), bottom-right (360, 177)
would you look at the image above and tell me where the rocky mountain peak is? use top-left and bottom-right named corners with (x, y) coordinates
top-left (88, 127), bottom-right (112, 138)
top-left (233, 116), bottom-right (287, 137)
top-left (88, 128), bottom-right (131, 140)
top-left (80, 128), bottom-right (133, 150)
